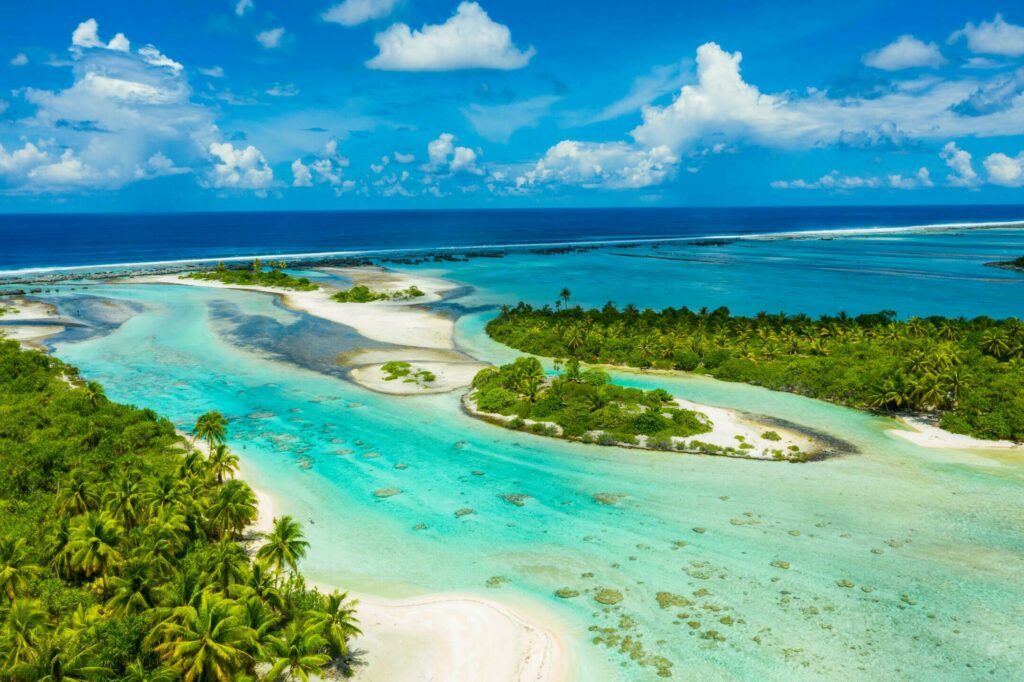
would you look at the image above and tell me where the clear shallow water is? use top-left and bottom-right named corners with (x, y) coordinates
top-left (35, 227), bottom-right (1024, 680)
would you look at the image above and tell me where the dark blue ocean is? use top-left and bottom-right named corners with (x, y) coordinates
top-left (3, 205), bottom-right (1024, 274)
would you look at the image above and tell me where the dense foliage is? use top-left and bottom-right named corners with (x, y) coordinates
top-left (184, 259), bottom-right (319, 291)
top-left (381, 361), bottom-right (436, 385)
top-left (331, 285), bottom-right (424, 303)
top-left (470, 357), bottom-right (711, 445)
top-left (486, 301), bottom-right (1024, 442)
top-left (0, 339), bottom-right (359, 680)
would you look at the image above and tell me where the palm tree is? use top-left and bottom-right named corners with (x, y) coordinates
top-left (119, 660), bottom-right (177, 682)
top-left (10, 638), bottom-right (110, 682)
top-left (264, 619), bottom-right (330, 682)
top-left (0, 537), bottom-right (40, 603)
top-left (230, 561), bottom-right (284, 612)
top-left (153, 594), bottom-right (254, 682)
top-left (106, 474), bottom-right (144, 530)
top-left (56, 473), bottom-right (99, 517)
top-left (256, 516), bottom-right (309, 575)
top-left (143, 508), bottom-right (192, 565)
top-left (204, 542), bottom-right (248, 594)
top-left (1, 599), bottom-right (48, 668)
top-left (207, 481), bottom-right (258, 540)
top-left (67, 512), bottom-right (123, 591)
top-left (207, 445), bottom-right (239, 485)
top-left (81, 382), bottom-right (106, 409)
top-left (980, 328), bottom-right (1011, 360)
top-left (48, 517), bottom-right (74, 580)
top-left (558, 288), bottom-right (572, 307)
top-left (105, 557), bottom-right (157, 617)
top-left (314, 591), bottom-right (361, 659)
top-left (192, 411), bottom-right (228, 451)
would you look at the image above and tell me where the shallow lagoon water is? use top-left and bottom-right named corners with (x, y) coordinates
top-left (40, 229), bottom-right (1024, 680)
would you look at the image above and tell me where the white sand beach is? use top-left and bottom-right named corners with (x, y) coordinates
top-left (246, 484), bottom-right (567, 682)
top-left (891, 416), bottom-right (1023, 451)
top-left (134, 267), bottom-right (458, 350)
top-left (0, 298), bottom-right (65, 348)
top-left (350, 360), bottom-right (489, 395)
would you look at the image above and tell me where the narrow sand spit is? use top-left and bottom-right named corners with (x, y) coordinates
top-left (0, 298), bottom-right (65, 348)
top-left (892, 416), bottom-right (1023, 450)
top-left (247, 485), bottom-right (567, 682)
top-left (134, 267), bottom-right (457, 350)
top-left (350, 361), bottom-right (489, 395)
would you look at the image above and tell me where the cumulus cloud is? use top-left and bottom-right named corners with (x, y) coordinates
top-left (516, 141), bottom-right (677, 190)
top-left (367, 2), bottom-right (534, 71)
top-left (0, 21), bottom-right (266, 194)
top-left (984, 151), bottom-right (1024, 187)
top-left (207, 142), bottom-right (274, 191)
top-left (393, 151), bottom-right (415, 164)
top-left (424, 132), bottom-right (482, 174)
top-left (940, 142), bottom-right (980, 187)
top-left (291, 139), bottom-right (351, 192)
top-left (235, 0), bottom-right (254, 16)
top-left (863, 35), bottom-right (945, 70)
top-left (949, 14), bottom-right (1024, 57)
top-left (256, 27), bottom-right (285, 49)
top-left (888, 167), bottom-right (933, 189)
top-left (462, 95), bottom-right (559, 142)
top-left (322, 0), bottom-right (399, 27)
top-left (71, 19), bottom-right (130, 52)
top-left (771, 171), bottom-right (882, 191)
top-left (11, 53), bottom-right (28, 66)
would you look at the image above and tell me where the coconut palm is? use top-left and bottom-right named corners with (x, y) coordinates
top-left (56, 473), bottom-right (99, 517)
top-left (1, 599), bottom-right (48, 668)
top-left (192, 411), bottom-right (228, 451)
top-left (314, 591), bottom-right (361, 658)
top-left (0, 537), bottom-right (40, 603)
top-left (207, 445), bottom-right (239, 485)
top-left (263, 619), bottom-right (330, 682)
top-left (9, 638), bottom-right (110, 682)
top-left (204, 542), bottom-right (248, 594)
top-left (106, 474), bottom-right (144, 530)
top-left (105, 557), bottom-right (157, 617)
top-left (80, 381), bottom-right (106, 409)
top-left (256, 516), bottom-right (309, 575)
top-left (67, 512), bottom-right (123, 590)
top-left (207, 480), bottom-right (258, 540)
top-left (152, 594), bottom-right (254, 682)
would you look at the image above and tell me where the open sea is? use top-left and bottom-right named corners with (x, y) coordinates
top-left (3, 204), bottom-right (1024, 274)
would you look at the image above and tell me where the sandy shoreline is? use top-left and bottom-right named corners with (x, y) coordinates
top-left (0, 298), bottom-right (66, 348)
top-left (891, 416), bottom-right (1023, 451)
top-left (246, 481), bottom-right (568, 682)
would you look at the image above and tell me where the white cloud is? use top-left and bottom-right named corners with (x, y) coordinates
top-left (770, 171), bottom-right (883, 191)
top-left (266, 83), bottom-right (299, 97)
top-left (207, 141), bottom-right (274, 191)
top-left (462, 96), bottom-right (559, 142)
top-left (138, 45), bottom-right (183, 72)
top-left (322, 0), bottom-right (399, 27)
top-left (393, 151), bottom-right (415, 163)
top-left (949, 14), bottom-right (1024, 57)
top-left (235, 0), bottom-right (254, 16)
top-left (370, 155), bottom-right (390, 173)
top-left (984, 151), bottom-right (1024, 187)
top-left (292, 159), bottom-right (313, 187)
top-left (589, 61), bottom-right (691, 124)
top-left (863, 35), bottom-right (945, 70)
top-left (367, 2), bottom-right (534, 71)
top-left (256, 27), bottom-right (285, 49)
top-left (0, 142), bottom-right (49, 177)
top-left (888, 167), bottom-right (933, 189)
top-left (516, 141), bottom-right (677, 190)
top-left (291, 139), bottom-right (350, 191)
top-left (423, 132), bottom-right (482, 174)
top-left (71, 19), bottom-right (130, 52)
top-left (199, 66), bottom-right (225, 78)
top-left (11, 53), bottom-right (28, 67)
top-left (940, 142), bottom-right (980, 187)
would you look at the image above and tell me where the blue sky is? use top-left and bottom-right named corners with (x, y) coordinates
top-left (1, 0), bottom-right (1024, 211)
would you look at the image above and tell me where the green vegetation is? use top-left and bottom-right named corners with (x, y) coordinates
top-left (469, 357), bottom-right (712, 446)
top-left (381, 361), bottom-right (436, 386)
top-left (487, 301), bottom-right (1024, 441)
top-left (331, 284), bottom-right (424, 303)
top-left (183, 258), bottom-right (319, 291)
top-left (0, 339), bottom-right (359, 680)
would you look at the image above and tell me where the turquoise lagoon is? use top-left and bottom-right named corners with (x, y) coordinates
top-left (37, 228), bottom-right (1024, 680)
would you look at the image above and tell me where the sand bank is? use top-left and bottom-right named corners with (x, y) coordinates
top-left (891, 416), bottom-right (1023, 451)
top-left (246, 484), bottom-right (567, 682)
top-left (350, 360), bottom-right (489, 395)
top-left (134, 267), bottom-right (457, 350)
top-left (0, 298), bottom-right (65, 348)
